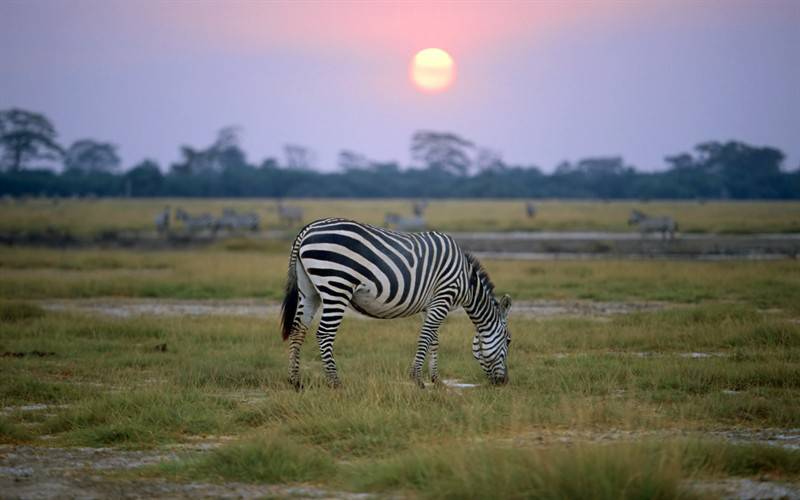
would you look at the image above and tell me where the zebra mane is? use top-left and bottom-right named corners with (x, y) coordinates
top-left (465, 252), bottom-right (495, 295)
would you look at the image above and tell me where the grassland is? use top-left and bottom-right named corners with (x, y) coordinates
top-left (2, 300), bottom-right (800, 497)
top-left (2, 198), bottom-right (800, 236)
top-left (2, 246), bottom-right (800, 314)
top-left (2, 199), bottom-right (800, 496)
top-left (2, 238), bottom-right (800, 496)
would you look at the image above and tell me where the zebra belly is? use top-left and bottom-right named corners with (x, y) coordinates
top-left (350, 284), bottom-right (423, 319)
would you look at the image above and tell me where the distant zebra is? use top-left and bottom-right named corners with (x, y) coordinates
top-left (384, 213), bottom-right (426, 231)
top-left (281, 218), bottom-right (512, 389)
top-left (412, 200), bottom-right (428, 217)
top-left (525, 201), bottom-right (536, 218)
top-left (155, 206), bottom-right (170, 233)
top-left (175, 208), bottom-right (214, 233)
top-left (277, 202), bottom-right (304, 226)
top-left (215, 208), bottom-right (260, 232)
top-left (628, 209), bottom-right (678, 240)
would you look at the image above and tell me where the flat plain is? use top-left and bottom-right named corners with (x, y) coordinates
top-left (2, 199), bottom-right (800, 498)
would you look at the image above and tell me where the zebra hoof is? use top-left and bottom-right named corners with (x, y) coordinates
top-left (327, 378), bottom-right (342, 389)
top-left (288, 378), bottom-right (303, 391)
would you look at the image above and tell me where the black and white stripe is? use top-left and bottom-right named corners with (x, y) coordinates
top-left (280, 218), bottom-right (512, 388)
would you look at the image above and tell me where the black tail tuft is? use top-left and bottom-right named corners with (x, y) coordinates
top-left (280, 266), bottom-right (299, 341)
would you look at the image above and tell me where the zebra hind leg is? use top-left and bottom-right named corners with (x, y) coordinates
top-left (316, 301), bottom-right (348, 388)
top-left (287, 292), bottom-right (319, 390)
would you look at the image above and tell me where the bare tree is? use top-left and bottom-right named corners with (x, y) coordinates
top-left (410, 130), bottom-right (474, 176)
top-left (338, 149), bottom-right (370, 171)
top-left (0, 108), bottom-right (63, 171)
top-left (475, 148), bottom-right (505, 172)
top-left (284, 144), bottom-right (316, 170)
top-left (64, 140), bottom-right (121, 173)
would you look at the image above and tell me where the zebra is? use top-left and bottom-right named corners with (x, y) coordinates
top-left (412, 200), bottom-right (428, 217)
top-left (384, 212), bottom-right (426, 232)
top-left (155, 206), bottom-right (170, 234)
top-left (175, 208), bottom-right (214, 233)
top-left (525, 201), bottom-right (536, 218)
top-left (215, 208), bottom-right (260, 233)
top-left (280, 218), bottom-right (512, 389)
top-left (628, 209), bottom-right (678, 240)
top-left (277, 202), bottom-right (304, 226)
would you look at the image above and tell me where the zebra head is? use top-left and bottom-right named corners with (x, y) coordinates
top-left (471, 293), bottom-right (512, 385)
top-left (464, 253), bottom-right (512, 385)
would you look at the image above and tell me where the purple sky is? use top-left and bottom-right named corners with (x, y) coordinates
top-left (2, 0), bottom-right (798, 172)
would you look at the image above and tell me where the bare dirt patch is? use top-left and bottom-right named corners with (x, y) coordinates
top-left (687, 478), bottom-right (800, 500)
top-left (499, 428), bottom-right (800, 451)
top-left (0, 445), bottom-right (374, 499)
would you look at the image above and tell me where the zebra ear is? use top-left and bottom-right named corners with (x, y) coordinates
top-left (499, 294), bottom-right (512, 313)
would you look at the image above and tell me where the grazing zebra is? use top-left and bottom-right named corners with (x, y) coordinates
top-left (628, 209), bottom-right (678, 240)
top-left (281, 218), bottom-right (512, 389)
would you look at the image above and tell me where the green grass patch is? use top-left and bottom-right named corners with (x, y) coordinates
top-left (0, 301), bottom-right (45, 322)
top-left (161, 433), bottom-right (335, 483)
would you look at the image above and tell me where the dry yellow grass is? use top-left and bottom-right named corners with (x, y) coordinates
top-left (1, 198), bottom-right (799, 235)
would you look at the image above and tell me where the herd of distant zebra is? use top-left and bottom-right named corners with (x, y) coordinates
top-left (155, 201), bottom-right (679, 240)
top-left (154, 201), bottom-right (306, 234)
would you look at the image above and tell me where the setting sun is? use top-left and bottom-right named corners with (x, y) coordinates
top-left (410, 48), bottom-right (455, 93)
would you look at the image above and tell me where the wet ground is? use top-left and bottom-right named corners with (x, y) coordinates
top-left (39, 298), bottom-right (670, 320)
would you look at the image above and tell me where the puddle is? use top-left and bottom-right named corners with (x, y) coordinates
top-left (441, 379), bottom-right (480, 389)
top-left (0, 404), bottom-right (69, 416)
top-left (550, 351), bottom-right (728, 360)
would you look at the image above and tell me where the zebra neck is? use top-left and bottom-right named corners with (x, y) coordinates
top-left (464, 287), bottom-right (500, 334)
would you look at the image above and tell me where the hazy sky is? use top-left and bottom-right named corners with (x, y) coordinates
top-left (2, 0), bottom-right (798, 172)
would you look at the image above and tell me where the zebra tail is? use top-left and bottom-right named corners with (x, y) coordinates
top-left (280, 264), bottom-right (298, 341)
top-left (280, 224), bottom-right (310, 341)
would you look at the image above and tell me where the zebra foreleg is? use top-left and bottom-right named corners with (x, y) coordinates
top-left (316, 303), bottom-right (347, 388)
top-left (410, 304), bottom-right (448, 388)
top-left (428, 338), bottom-right (441, 385)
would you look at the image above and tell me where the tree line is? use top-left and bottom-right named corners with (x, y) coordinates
top-left (1, 108), bottom-right (798, 199)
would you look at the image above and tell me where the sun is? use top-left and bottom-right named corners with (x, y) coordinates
top-left (410, 48), bottom-right (455, 93)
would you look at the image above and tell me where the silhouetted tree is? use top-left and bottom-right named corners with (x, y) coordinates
top-left (475, 148), bottom-right (505, 172)
top-left (124, 159), bottom-right (163, 196)
top-left (0, 108), bottom-right (63, 171)
top-left (338, 149), bottom-right (370, 171)
top-left (284, 144), bottom-right (315, 170)
top-left (170, 127), bottom-right (246, 175)
top-left (411, 130), bottom-right (473, 176)
top-left (64, 139), bottom-right (121, 173)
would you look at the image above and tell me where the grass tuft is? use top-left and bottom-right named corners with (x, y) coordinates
top-left (162, 433), bottom-right (335, 483)
top-left (0, 301), bottom-right (45, 322)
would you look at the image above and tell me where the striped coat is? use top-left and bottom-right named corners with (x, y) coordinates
top-left (280, 218), bottom-right (512, 388)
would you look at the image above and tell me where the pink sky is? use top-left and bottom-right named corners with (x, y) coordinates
top-left (2, 0), bottom-right (798, 171)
